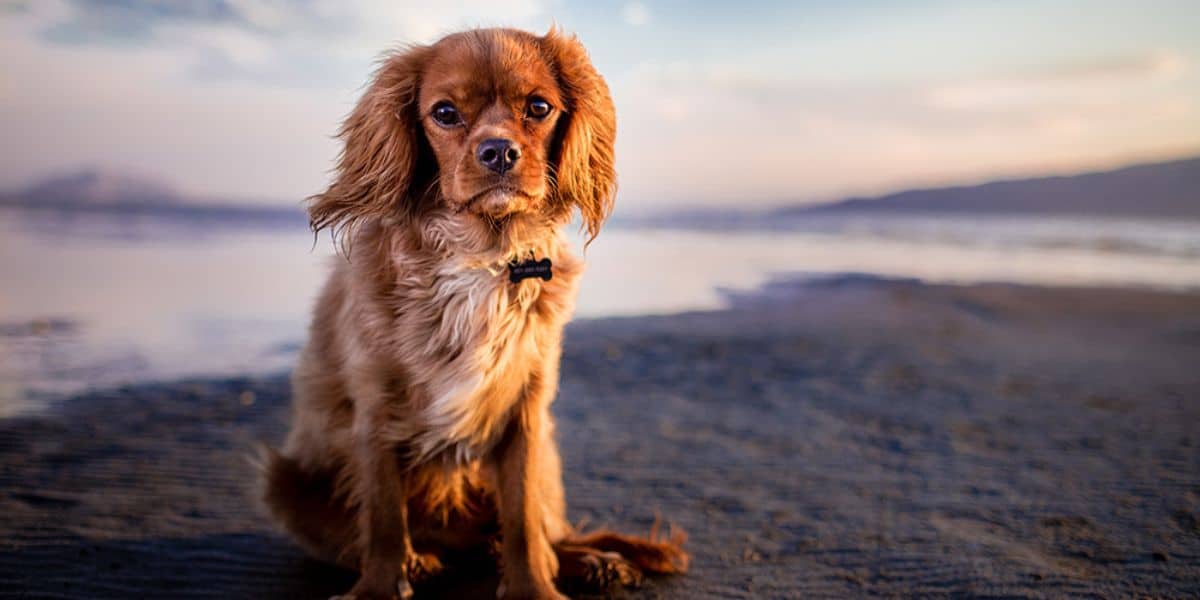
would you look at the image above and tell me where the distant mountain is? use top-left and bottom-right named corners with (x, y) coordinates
top-left (0, 169), bottom-right (304, 226)
top-left (3, 169), bottom-right (181, 209)
top-left (786, 155), bottom-right (1200, 219)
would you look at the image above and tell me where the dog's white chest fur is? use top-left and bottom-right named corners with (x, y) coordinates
top-left (392, 252), bottom-right (576, 464)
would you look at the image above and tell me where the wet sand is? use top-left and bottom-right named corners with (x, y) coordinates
top-left (2, 276), bottom-right (1199, 598)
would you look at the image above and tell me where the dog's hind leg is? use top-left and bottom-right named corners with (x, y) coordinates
top-left (261, 448), bottom-right (448, 584)
top-left (554, 542), bottom-right (642, 595)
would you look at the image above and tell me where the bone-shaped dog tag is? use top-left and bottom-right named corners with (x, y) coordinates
top-left (508, 257), bottom-right (553, 283)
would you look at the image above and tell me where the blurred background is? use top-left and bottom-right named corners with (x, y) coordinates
top-left (1, 0), bottom-right (1198, 406)
top-left (3, 3), bottom-right (1200, 597)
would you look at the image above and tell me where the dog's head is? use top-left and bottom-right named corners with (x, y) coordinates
top-left (310, 28), bottom-right (616, 248)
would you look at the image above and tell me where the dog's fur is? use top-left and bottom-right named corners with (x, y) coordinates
top-left (261, 28), bottom-right (687, 600)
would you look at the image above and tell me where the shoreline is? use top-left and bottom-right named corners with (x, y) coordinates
top-left (7, 273), bottom-right (1200, 411)
top-left (2, 276), bottom-right (1199, 597)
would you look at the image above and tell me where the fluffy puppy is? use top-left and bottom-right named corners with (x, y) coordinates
top-left (262, 28), bottom-right (687, 600)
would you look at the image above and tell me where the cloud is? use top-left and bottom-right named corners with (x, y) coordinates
top-left (40, 0), bottom-right (244, 44)
top-left (623, 50), bottom-right (1193, 135)
top-left (927, 51), bottom-right (1187, 111)
top-left (0, 0), bottom-right (555, 200)
top-left (2, 2), bottom-right (1197, 211)
top-left (621, 2), bottom-right (649, 26)
top-left (1019, 51), bottom-right (1185, 83)
top-left (612, 51), bottom-right (1199, 207)
top-left (11, 0), bottom-right (551, 87)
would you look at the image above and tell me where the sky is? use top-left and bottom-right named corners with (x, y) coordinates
top-left (1, 0), bottom-right (1198, 213)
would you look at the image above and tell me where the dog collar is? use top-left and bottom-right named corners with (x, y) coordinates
top-left (508, 252), bottom-right (552, 283)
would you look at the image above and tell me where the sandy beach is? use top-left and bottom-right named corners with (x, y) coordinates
top-left (1, 276), bottom-right (1198, 598)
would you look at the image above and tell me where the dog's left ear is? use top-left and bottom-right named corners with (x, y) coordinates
top-left (540, 29), bottom-right (617, 243)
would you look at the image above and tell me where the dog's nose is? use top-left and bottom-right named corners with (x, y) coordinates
top-left (476, 138), bottom-right (520, 174)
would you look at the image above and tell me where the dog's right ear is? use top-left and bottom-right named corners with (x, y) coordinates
top-left (308, 45), bottom-right (432, 250)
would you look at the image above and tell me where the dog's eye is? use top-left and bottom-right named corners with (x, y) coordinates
top-left (526, 98), bottom-right (552, 120)
top-left (431, 102), bottom-right (462, 127)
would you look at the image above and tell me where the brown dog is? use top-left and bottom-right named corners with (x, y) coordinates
top-left (261, 28), bottom-right (687, 600)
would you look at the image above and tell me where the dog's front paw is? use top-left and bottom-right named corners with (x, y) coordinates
top-left (405, 551), bottom-right (445, 584)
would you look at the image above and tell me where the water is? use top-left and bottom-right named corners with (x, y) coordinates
top-left (2, 208), bottom-right (1199, 414)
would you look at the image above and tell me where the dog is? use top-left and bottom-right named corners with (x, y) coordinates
top-left (261, 28), bottom-right (688, 600)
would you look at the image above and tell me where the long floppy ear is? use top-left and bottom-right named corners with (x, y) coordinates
top-left (540, 29), bottom-right (617, 243)
top-left (308, 44), bottom-right (433, 251)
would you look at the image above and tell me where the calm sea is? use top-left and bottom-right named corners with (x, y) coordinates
top-left (2, 208), bottom-right (1198, 414)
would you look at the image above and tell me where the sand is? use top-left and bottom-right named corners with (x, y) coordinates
top-left (1, 276), bottom-right (1198, 598)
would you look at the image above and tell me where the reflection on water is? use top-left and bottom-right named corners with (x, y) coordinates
top-left (2, 208), bottom-right (1199, 412)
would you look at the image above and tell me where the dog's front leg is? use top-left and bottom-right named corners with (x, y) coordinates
top-left (338, 377), bottom-right (416, 600)
top-left (494, 389), bottom-right (567, 600)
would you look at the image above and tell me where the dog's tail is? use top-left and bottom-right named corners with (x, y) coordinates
top-left (255, 445), bottom-right (358, 568)
top-left (564, 518), bottom-right (690, 575)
